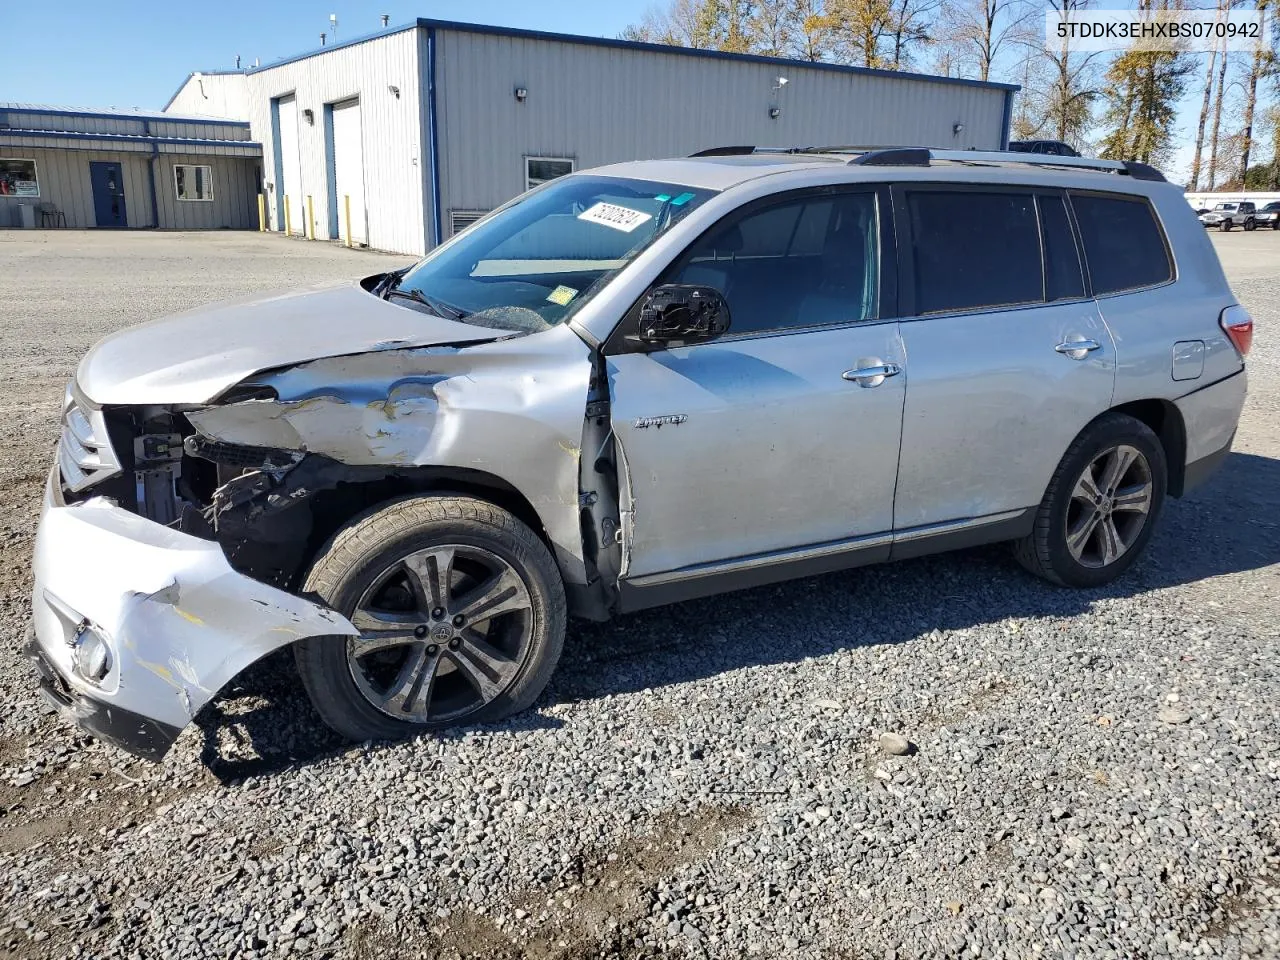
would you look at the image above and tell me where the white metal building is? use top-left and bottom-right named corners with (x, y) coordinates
top-left (0, 104), bottom-right (261, 230)
top-left (165, 18), bottom-right (1017, 256)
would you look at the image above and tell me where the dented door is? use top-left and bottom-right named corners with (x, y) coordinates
top-left (608, 322), bottom-right (906, 579)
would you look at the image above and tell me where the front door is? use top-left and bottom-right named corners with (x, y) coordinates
top-left (608, 186), bottom-right (905, 580)
top-left (890, 186), bottom-right (1116, 532)
top-left (89, 162), bottom-right (128, 228)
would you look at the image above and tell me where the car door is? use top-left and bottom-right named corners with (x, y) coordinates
top-left (890, 185), bottom-right (1116, 541)
top-left (605, 186), bottom-right (906, 584)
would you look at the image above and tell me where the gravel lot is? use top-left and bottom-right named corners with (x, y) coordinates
top-left (1, 228), bottom-right (1278, 960)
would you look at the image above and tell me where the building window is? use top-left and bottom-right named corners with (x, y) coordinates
top-left (174, 164), bottom-right (214, 202)
top-left (0, 159), bottom-right (39, 197)
top-left (525, 157), bottom-right (574, 190)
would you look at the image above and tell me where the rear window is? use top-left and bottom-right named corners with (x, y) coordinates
top-left (905, 190), bottom-right (1042, 314)
top-left (1070, 193), bottom-right (1172, 295)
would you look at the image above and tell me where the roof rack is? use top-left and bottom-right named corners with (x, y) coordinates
top-left (687, 145), bottom-right (1167, 182)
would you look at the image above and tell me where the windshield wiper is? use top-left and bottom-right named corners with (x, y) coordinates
top-left (384, 284), bottom-right (469, 320)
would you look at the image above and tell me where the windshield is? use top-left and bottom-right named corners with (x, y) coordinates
top-left (1214, 203), bottom-right (1237, 211)
top-left (394, 176), bottom-right (715, 333)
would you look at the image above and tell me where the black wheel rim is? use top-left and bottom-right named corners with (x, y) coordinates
top-left (1065, 444), bottom-right (1154, 569)
top-left (345, 545), bottom-right (534, 723)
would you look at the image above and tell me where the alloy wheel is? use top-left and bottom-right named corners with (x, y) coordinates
top-left (1065, 444), bottom-right (1154, 569)
top-left (345, 545), bottom-right (534, 722)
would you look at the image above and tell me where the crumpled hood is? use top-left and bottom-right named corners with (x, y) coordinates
top-left (76, 281), bottom-right (501, 406)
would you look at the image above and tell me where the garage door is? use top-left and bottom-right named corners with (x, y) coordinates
top-left (276, 96), bottom-right (304, 236)
top-left (331, 99), bottom-right (367, 246)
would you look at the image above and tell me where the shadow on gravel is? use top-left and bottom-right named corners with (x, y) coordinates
top-left (199, 452), bottom-right (1279, 773)
top-left (549, 451), bottom-right (1280, 704)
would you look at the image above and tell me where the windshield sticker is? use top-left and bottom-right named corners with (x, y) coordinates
top-left (671, 192), bottom-right (696, 206)
top-left (654, 193), bottom-right (672, 202)
top-left (546, 285), bottom-right (578, 306)
top-left (577, 201), bottom-right (653, 233)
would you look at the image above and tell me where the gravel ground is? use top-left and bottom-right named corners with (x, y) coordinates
top-left (1, 228), bottom-right (1278, 960)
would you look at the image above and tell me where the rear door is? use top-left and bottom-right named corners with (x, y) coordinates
top-left (608, 186), bottom-right (906, 579)
top-left (891, 185), bottom-right (1116, 536)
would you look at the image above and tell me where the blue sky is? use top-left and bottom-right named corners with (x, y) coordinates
top-left (0, 1), bottom-right (644, 109)
top-left (0, 0), bottom-right (1231, 181)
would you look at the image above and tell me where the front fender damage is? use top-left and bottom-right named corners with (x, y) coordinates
top-left (185, 333), bottom-right (596, 589)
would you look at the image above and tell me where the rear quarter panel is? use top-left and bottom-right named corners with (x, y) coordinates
top-left (1099, 185), bottom-right (1244, 410)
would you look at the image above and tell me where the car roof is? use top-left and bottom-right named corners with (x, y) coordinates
top-left (586, 149), bottom-right (1176, 198)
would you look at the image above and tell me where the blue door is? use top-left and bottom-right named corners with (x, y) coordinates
top-left (89, 162), bottom-right (128, 228)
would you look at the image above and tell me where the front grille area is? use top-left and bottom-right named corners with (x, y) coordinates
top-left (57, 384), bottom-right (123, 494)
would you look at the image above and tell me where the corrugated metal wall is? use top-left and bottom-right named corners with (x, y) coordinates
top-left (0, 146), bottom-right (259, 229)
top-left (164, 73), bottom-right (252, 121)
top-left (433, 29), bottom-right (1009, 216)
top-left (0, 107), bottom-right (249, 142)
top-left (154, 154), bottom-right (260, 229)
top-left (245, 30), bottom-right (427, 255)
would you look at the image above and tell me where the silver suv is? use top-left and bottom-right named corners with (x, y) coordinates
top-left (1199, 201), bottom-right (1257, 231)
top-left (28, 147), bottom-right (1251, 758)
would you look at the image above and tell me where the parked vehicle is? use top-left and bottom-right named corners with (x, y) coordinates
top-left (1008, 140), bottom-right (1081, 157)
top-left (1199, 201), bottom-right (1257, 231)
top-left (1256, 201), bottom-right (1280, 229)
top-left (29, 146), bottom-right (1250, 759)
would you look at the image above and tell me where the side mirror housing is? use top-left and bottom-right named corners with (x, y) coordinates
top-left (636, 284), bottom-right (731, 346)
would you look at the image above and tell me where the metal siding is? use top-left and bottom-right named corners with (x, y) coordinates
top-left (0, 148), bottom-right (151, 228)
top-left (155, 155), bottom-right (259, 229)
top-left (245, 30), bottom-right (426, 254)
top-left (435, 30), bottom-right (1008, 214)
top-left (163, 74), bottom-right (252, 120)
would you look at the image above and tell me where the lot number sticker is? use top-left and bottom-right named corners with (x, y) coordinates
top-left (577, 202), bottom-right (653, 233)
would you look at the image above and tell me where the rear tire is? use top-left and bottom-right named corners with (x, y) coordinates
top-left (1244, 218), bottom-right (1257, 231)
top-left (1014, 413), bottom-right (1166, 588)
top-left (295, 495), bottom-right (566, 743)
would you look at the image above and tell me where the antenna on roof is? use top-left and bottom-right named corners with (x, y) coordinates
top-left (329, 13), bottom-right (338, 39)
top-left (381, 14), bottom-right (390, 27)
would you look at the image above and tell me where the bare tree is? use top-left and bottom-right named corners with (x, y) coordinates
top-left (1206, 43), bottom-right (1231, 189)
top-left (1011, 0), bottom-right (1101, 147)
top-left (940, 0), bottom-right (1035, 81)
top-left (887, 0), bottom-right (941, 69)
top-left (1238, 0), bottom-right (1275, 181)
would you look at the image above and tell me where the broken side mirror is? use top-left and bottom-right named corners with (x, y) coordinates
top-left (635, 284), bottom-right (731, 347)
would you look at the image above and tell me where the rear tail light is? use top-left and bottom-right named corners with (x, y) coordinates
top-left (1220, 304), bottom-right (1253, 357)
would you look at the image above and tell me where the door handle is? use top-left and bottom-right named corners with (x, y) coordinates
top-left (842, 361), bottom-right (902, 387)
top-left (1054, 338), bottom-right (1102, 360)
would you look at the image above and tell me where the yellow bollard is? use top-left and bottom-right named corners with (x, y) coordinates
top-left (284, 195), bottom-right (292, 236)
top-left (257, 194), bottom-right (266, 232)
top-left (306, 195), bottom-right (314, 240)
top-left (344, 194), bottom-right (353, 248)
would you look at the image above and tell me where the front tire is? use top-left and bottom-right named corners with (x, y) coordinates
top-left (295, 495), bottom-right (567, 743)
top-left (1220, 219), bottom-right (1232, 232)
top-left (1014, 413), bottom-right (1166, 587)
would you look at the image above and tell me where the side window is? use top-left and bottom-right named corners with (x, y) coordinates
top-left (668, 192), bottom-right (880, 335)
top-left (1070, 193), bottom-right (1172, 295)
top-left (905, 190), bottom-right (1042, 314)
top-left (1039, 193), bottom-right (1085, 301)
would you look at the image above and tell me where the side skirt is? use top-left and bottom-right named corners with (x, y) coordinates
top-left (615, 508), bottom-right (1035, 614)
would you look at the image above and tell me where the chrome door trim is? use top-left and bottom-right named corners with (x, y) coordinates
top-left (625, 508), bottom-right (1027, 590)
top-left (891, 508), bottom-right (1029, 544)
top-left (624, 530), bottom-right (895, 589)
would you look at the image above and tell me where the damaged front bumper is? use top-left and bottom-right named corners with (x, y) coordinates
top-left (27, 469), bottom-right (357, 760)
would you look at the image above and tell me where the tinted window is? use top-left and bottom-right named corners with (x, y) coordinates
top-left (670, 192), bottom-right (879, 335)
top-left (1070, 193), bottom-right (1172, 295)
top-left (1039, 194), bottom-right (1085, 301)
top-left (906, 190), bottom-right (1042, 314)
